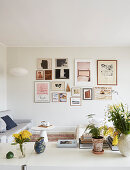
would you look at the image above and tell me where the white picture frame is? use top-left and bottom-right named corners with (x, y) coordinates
top-left (71, 87), bottom-right (81, 97)
top-left (51, 81), bottom-right (65, 91)
top-left (94, 87), bottom-right (112, 100)
top-left (34, 81), bottom-right (50, 103)
top-left (55, 58), bottom-right (68, 68)
top-left (75, 59), bottom-right (94, 86)
top-left (52, 92), bottom-right (59, 102)
top-left (70, 97), bottom-right (82, 106)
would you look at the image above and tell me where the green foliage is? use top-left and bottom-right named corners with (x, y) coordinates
top-left (86, 124), bottom-right (101, 139)
top-left (108, 103), bottom-right (130, 135)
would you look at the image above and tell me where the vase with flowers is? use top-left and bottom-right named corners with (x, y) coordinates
top-left (107, 103), bottom-right (130, 157)
top-left (12, 130), bottom-right (32, 158)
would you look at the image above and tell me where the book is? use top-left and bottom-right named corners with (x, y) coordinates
top-left (106, 136), bottom-right (119, 151)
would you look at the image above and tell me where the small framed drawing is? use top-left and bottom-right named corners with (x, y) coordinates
top-left (70, 97), bottom-right (81, 106)
top-left (59, 93), bottom-right (67, 102)
top-left (55, 58), bottom-right (68, 68)
top-left (52, 92), bottom-right (59, 102)
top-left (45, 70), bottom-right (52, 80)
top-left (97, 60), bottom-right (117, 85)
top-left (94, 87), bottom-right (112, 100)
top-left (36, 70), bottom-right (44, 80)
top-left (83, 88), bottom-right (92, 100)
top-left (71, 87), bottom-right (81, 97)
top-left (51, 81), bottom-right (65, 91)
top-left (55, 69), bottom-right (69, 79)
top-left (34, 82), bottom-right (50, 103)
top-left (37, 58), bottom-right (52, 69)
top-left (75, 59), bottom-right (94, 86)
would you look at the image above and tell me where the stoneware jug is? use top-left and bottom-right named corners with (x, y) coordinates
top-left (34, 137), bottom-right (46, 154)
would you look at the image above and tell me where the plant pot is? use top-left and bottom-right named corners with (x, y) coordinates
top-left (34, 137), bottom-right (46, 154)
top-left (118, 134), bottom-right (130, 157)
top-left (92, 136), bottom-right (104, 154)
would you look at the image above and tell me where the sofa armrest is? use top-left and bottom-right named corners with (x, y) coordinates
top-left (14, 119), bottom-right (33, 124)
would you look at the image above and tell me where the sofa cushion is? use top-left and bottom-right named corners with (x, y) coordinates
top-left (0, 118), bottom-right (6, 133)
top-left (1, 115), bottom-right (17, 130)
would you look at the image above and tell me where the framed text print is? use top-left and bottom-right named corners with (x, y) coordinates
top-left (75, 59), bottom-right (94, 86)
top-left (97, 60), bottom-right (117, 85)
top-left (34, 82), bottom-right (50, 103)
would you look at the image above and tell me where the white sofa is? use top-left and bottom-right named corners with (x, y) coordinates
top-left (0, 110), bottom-right (32, 143)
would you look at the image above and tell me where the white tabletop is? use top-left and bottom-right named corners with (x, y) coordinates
top-left (31, 125), bottom-right (54, 131)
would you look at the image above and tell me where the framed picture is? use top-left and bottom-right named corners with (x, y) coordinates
top-left (37, 58), bottom-right (52, 69)
top-left (83, 88), bottom-right (92, 100)
top-left (97, 60), bottom-right (117, 85)
top-left (34, 82), bottom-right (50, 103)
top-left (52, 92), bottom-right (59, 102)
top-left (55, 58), bottom-right (68, 68)
top-left (75, 59), bottom-right (94, 86)
top-left (57, 140), bottom-right (77, 148)
top-left (55, 69), bottom-right (69, 79)
top-left (51, 81), bottom-right (65, 91)
top-left (71, 87), bottom-right (81, 97)
top-left (59, 93), bottom-right (67, 102)
top-left (70, 97), bottom-right (82, 106)
top-left (36, 70), bottom-right (44, 80)
top-left (94, 87), bottom-right (112, 100)
top-left (45, 70), bottom-right (52, 80)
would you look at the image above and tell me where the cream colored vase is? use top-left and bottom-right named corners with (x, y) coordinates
top-left (118, 134), bottom-right (130, 157)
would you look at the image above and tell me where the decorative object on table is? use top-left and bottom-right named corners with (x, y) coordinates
top-left (55, 58), bottom-right (68, 68)
top-left (66, 83), bottom-right (70, 92)
top-left (45, 70), bottom-right (52, 80)
top-left (51, 81), bottom-right (65, 91)
top-left (6, 151), bottom-right (14, 159)
top-left (41, 121), bottom-right (50, 127)
top-left (0, 118), bottom-right (6, 133)
top-left (83, 88), bottom-right (92, 100)
top-left (97, 60), bottom-right (117, 85)
top-left (55, 69), bottom-right (69, 79)
top-left (107, 103), bottom-right (130, 157)
top-left (34, 137), bottom-right (46, 154)
top-left (59, 93), bottom-right (67, 102)
top-left (94, 87), bottom-right (112, 100)
top-left (71, 87), bottom-right (81, 97)
top-left (106, 136), bottom-right (119, 151)
top-left (70, 97), bottom-right (82, 106)
top-left (52, 92), bottom-right (59, 102)
top-left (36, 70), bottom-right (44, 80)
top-left (37, 58), bottom-right (52, 69)
top-left (12, 130), bottom-right (32, 158)
top-left (75, 59), bottom-right (94, 86)
top-left (57, 139), bottom-right (77, 148)
top-left (34, 81), bottom-right (50, 103)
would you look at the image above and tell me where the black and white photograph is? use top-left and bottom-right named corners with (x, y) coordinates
top-left (55, 69), bottom-right (69, 79)
top-left (55, 58), bottom-right (68, 68)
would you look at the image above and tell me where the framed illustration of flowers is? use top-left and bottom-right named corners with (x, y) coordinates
top-left (97, 60), bottom-right (117, 85)
top-left (75, 59), bottom-right (94, 86)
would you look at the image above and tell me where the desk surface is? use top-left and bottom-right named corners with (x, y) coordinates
top-left (0, 142), bottom-right (130, 168)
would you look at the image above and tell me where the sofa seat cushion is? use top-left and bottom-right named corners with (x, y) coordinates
top-left (2, 123), bottom-right (31, 143)
top-left (1, 115), bottom-right (17, 130)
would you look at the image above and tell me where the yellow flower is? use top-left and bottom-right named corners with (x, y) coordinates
top-left (106, 127), bottom-right (114, 136)
top-left (13, 134), bottom-right (20, 139)
top-left (20, 130), bottom-right (32, 139)
top-left (112, 132), bottom-right (118, 146)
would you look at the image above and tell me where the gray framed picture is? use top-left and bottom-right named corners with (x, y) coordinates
top-left (83, 88), bottom-right (92, 100)
top-left (55, 58), bottom-right (68, 68)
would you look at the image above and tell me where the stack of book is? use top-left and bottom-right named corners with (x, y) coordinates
top-left (106, 136), bottom-right (119, 151)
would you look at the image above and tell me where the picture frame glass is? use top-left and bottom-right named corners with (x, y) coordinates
top-left (83, 88), bottom-right (92, 100)
top-left (71, 87), bottom-right (81, 97)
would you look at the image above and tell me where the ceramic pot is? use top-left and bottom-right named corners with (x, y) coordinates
top-left (92, 136), bottom-right (104, 153)
top-left (34, 137), bottom-right (46, 154)
top-left (118, 134), bottom-right (130, 157)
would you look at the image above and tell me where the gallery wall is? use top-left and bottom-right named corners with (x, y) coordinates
top-left (0, 44), bottom-right (7, 111)
top-left (7, 47), bottom-right (130, 132)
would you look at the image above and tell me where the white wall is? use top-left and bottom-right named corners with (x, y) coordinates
top-left (0, 43), bottom-right (7, 111)
top-left (7, 47), bottom-right (130, 131)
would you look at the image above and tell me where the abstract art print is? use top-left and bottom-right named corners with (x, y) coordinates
top-left (55, 69), bottom-right (69, 79)
top-left (36, 70), bottom-right (44, 80)
top-left (55, 58), bottom-right (68, 68)
top-left (83, 88), bottom-right (92, 100)
top-left (71, 87), bottom-right (81, 97)
top-left (59, 93), bottom-right (67, 102)
top-left (52, 92), bottom-right (59, 102)
top-left (34, 82), bottom-right (50, 103)
top-left (94, 87), bottom-right (112, 100)
top-left (45, 70), bottom-right (52, 80)
top-left (75, 59), bottom-right (94, 86)
top-left (70, 97), bottom-right (81, 106)
top-left (51, 81), bottom-right (65, 91)
top-left (97, 60), bottom-right (117, 85)
top-left (37, 58), bottom-right (52, 69)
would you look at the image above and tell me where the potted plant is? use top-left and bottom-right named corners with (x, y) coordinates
top-left (107, 103), bottom-right (130, 157)
top-left (86, 124), bottom-right (104, 154)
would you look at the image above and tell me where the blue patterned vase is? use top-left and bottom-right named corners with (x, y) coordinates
top-left (34, 137), bottom-right (46, 154)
